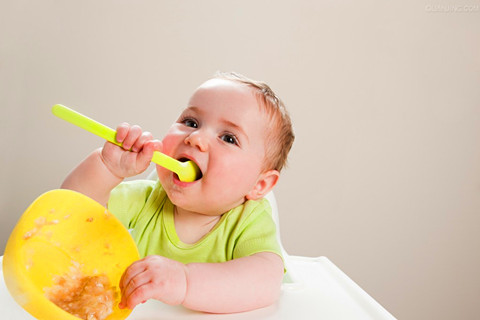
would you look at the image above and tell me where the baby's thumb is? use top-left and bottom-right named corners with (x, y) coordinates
top-left (150, 139), bottom-right (163, 153)
top-left (137, 140), bottom-right (162, 168)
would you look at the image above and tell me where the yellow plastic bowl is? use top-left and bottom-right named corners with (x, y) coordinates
top-left (2, 189), bottom-right (140, 320)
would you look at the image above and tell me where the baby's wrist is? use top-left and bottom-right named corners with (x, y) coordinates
top-left (95, 148), bottom-right (125, 182)
top-left (178, 263), bottom-right (189, 306)
top-left (166, 260), bottom-right (188, 306)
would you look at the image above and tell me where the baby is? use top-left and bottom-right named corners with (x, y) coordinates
top-left (61, 72), bottom-right (295, 313)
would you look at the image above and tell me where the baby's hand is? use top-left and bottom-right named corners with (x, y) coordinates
top-left (119, 255), bottom-right (187, 310)
top-left (101, 123), bottom-right (162, 179)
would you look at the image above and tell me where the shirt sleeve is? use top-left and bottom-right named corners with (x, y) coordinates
top-left (232, 199), bottom-right (283, 260)
top-left (107, 180), bottom-right (157, 229)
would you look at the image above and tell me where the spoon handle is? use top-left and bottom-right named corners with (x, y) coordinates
top-left (52, 104), bottom-right (184, 176)
top-left (52, 104), bottom-right (122, 147)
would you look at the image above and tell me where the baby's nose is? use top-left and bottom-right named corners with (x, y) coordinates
top-left (184, 131), bottom-right (209, 152)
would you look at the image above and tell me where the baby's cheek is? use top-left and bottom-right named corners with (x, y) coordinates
top-left (161, 124), bottom-right (187, 151)
top-left (156, 166), bottom-right (172, 186)
top-left (160, 136), bottom-right (176, 156)
top-left (216, 160), bottom-right (256, 187)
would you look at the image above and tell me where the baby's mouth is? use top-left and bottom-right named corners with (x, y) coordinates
top-left (178, 158), bottom-right (203, 181)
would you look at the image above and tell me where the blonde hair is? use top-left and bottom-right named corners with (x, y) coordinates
top-left (214, 71), bottom-right (295, 172)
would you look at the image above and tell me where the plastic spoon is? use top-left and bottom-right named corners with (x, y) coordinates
top-left (52, 104), bottom-right (201, 182)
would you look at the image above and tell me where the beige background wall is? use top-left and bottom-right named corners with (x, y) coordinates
top-left (1, 1), bottom-right (479, 319)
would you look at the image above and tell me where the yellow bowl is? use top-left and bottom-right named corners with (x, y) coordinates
top-left (2, 189), bottom-right (140, 320)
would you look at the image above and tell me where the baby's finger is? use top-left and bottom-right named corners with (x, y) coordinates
top-left (119, 259), bottom-right (147, 293)
top-left (124, 282), bottom-right (155, 310)
top-left (137, 139), bottom-right (162, 166)
top-left (121, 271), bottom-right (151, 307)
top-left (121, 125), bottom-right (142, 151)
top-left (132, 131), bottom-right (153, 153)
top-left (115, 123), bottom-right (131, 144)
top-left (151, 139), bottom-right (163, 152)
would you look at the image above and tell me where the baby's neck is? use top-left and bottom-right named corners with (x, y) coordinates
top-left (173, 206), bottom-right (222, 244)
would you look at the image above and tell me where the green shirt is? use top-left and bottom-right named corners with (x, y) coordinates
top-left (107, 180), bottom-right (282, 264)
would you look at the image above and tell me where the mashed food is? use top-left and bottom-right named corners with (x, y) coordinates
top-left (45, 263), bottom-right (116, 320)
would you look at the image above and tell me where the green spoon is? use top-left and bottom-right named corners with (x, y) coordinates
top-left (52, 104), bottom-right (201, 182)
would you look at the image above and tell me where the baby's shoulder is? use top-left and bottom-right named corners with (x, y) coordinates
top-left (225, 198), bottom-right (273, 226)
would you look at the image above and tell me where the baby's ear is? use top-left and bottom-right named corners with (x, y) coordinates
top-left (246, 170), bottom-right (280, 200)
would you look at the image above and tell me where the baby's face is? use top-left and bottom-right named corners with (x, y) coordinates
top-left (157, 79), bottom-right (269, 216)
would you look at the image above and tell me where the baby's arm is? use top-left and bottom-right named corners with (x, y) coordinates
top-left (184, 252), bottom-right (284, 312)
top-left (61, 123), bottom-right (161, 206)
top-left (119, 252), bottom-right (284, 313)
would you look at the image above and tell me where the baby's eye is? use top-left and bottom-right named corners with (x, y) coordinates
top-left (220, 134), bottom-right (238, 145)
top-left (182, 118), bottom-right (198, 128)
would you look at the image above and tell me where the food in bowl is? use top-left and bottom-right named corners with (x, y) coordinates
top-left (45, 261), bottom-right (117, 320)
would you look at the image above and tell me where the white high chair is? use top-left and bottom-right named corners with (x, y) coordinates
top-left (0, 186), bottom-right (396, 319)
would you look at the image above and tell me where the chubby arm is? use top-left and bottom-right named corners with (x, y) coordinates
top-left (61, 123), bottom-right (161, 206)
top-left (61, 148), bottom-right (121, 206)
top-left (119, 252), bottom-right (284, 313)
top-left (185, 252), bottom-right (284, 312)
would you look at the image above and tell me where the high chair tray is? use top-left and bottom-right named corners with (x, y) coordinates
top-left (1, 255), bottom-right (396, 319)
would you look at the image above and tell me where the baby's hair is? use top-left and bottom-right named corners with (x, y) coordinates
top-left (213, 71), bottom-right (295, 172)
